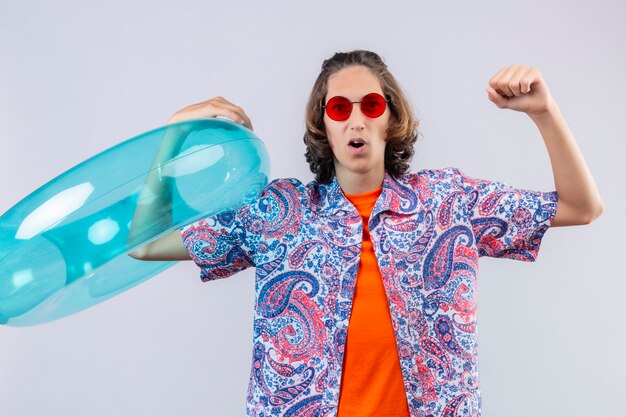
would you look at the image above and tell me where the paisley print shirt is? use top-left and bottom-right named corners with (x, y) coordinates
top-left (180, 167), bottom-right (559, 417)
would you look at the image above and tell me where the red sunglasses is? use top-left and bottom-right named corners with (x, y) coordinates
top-left (323, 92), bottom-right (389, 121)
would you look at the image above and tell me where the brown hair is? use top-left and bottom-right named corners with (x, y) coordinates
top-left (303, 50), bottom-right (420, 184)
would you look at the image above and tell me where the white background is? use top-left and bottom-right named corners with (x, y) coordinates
top-left (1, 1), bottom-right (624, 416)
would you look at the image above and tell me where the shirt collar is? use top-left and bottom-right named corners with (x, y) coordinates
top-left (309, 171), bottom-right (422, 217)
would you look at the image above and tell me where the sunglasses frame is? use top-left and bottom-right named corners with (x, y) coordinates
top-left (322, 92), bottom-right (389, 121)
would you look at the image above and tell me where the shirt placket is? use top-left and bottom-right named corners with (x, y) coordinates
top-left (323, 207), bottom-right (363, 412)
top-left (369, 212), bottom-right (417, 408)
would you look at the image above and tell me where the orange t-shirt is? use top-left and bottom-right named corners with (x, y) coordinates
top-left (337, 186), bottom-right (410, 417)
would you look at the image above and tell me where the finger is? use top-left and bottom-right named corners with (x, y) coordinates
top-left (496, 65), bottom-right (520, 97)
top-left (231, 105), bottom-right (254, 130)
top-left (510, 65), bottom-right (538, 96)
top-left (225, 105), bottom-right (254, 130)
top-left (211, 98), bottom-right (254, 130)
top-left (219, 108), bottom-right (250, 126)
top-left (519, 67), bottom-right (540, 94)
top-left (196, 98), bottom-right (253, 130)
top-left (486, 86), bottom-right (509, 109)
top-left (488, 67), bottom-right (509, 96)
top-left (175, 103), bottom-right (243, 127)
top-left (170, 97), bottom-right (254, 130)
top-left (507, 65), bottom-right (530, 97)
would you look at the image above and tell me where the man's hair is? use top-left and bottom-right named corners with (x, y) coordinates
top-left (303, 50), bottom-right (420, 183)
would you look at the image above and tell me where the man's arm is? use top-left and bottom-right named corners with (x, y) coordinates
top-left (128, 96), bottom-right (254, 260)
top-left (528, 103), bottom-right (604, 226)
top-left (486, 64), bottom-right (604, 227)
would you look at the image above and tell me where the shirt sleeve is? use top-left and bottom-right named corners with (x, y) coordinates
top-left (180, 200), bottom-right (265, 282)
top-left (449, 167), bottom-right (559, 262)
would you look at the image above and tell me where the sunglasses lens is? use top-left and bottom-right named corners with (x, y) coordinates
top-left (360, 93), bottom-right (387, 118)
top-left (325, 96), bottom-right (352, 121)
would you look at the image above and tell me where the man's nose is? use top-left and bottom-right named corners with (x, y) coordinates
top-left (348, 104), bottom-right (365, 130)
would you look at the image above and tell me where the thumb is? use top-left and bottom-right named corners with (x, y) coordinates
top-left (486, 86), bottom-right (509, 109)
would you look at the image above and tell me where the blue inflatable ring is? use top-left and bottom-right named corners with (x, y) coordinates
top-left (0, 119), bottom-right (270, 326)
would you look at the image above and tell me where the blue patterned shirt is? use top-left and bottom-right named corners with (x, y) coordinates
top-left (180, 167), bottom-right (558, 417)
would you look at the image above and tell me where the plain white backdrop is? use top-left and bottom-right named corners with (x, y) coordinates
top-left (1, 1), bottom-right (624, 416)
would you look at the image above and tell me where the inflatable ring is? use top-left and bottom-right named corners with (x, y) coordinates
top-left (0, 119), bottom-right (270, 326)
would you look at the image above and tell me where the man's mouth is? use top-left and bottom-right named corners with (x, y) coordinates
top-left (349, 139), bottom-right (365, 148)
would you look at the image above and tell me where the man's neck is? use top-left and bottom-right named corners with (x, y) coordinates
top-left (336, 169), bottom-right (384, 195)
